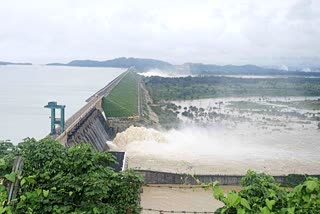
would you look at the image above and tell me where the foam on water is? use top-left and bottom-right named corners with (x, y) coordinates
top-left (113, 125), bottom-right (320, 163)
top-left (113, 126), bottom-right (167, 150)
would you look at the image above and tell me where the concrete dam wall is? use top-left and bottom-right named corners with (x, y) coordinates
top-left (136, 170), bottom-right (320, 186)
top-left (66, 108), bottom-right (113, 151)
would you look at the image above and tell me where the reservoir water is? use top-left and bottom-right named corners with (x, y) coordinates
top-left (0, 65), bottom-right (125, 143)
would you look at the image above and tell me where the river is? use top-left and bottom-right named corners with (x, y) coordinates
top-left (0, 65), bottom-right (125, 143)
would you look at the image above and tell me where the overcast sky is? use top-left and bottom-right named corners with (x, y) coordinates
top-left (0, 0), bottom-right (319, 66)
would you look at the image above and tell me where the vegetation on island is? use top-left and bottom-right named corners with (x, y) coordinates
top-left (205, 170), bottom-right (320, 214)
top-left (0, 139), bottom-right (143, 214)
top-left (102, 71), bottom-right (139, 117)
top-left (144, 76), bottom-right (320, 102)
top-left (47, 57), bottom-right (173, 71)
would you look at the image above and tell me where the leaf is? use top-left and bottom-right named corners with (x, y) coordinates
top-left (306, 180), bottom-right (318, 192)
top-left (211, 180), bottom-right (219, 188)
top-left (25, 176), bottom-right (36, 184)
top-left (20, 195), bottom-right (27, 201)
top-left (20, 178), bottom-right (26, 186)
top-left (265, 199), bottom-right (275, 210)
top-left (237, 208), bottom-right (245, 214)
top-left (93, 207), bottom-right (99, 214)
top-left (302, 194), bottom-right (310, 202)
top-left (226, 192), bottom-right (240, 207)
top-left (287, 207), bottom-right (295, 214)
top-left (69, 191), bottom-right (73, 197)
top-left (294, 184), bottom-right (303, 193)
top-left (213, 186), bottom-right (224, 200)
top-left (5, 207), bottom-right (12, 214)
top-left (240, 198), bottom-right (251, 210)
top-left (5, 172), bottom-right (16, 183)
top-left (0, 159), bottom-right (5, 166)
top-left (43, 190), bottom-right (49, 198)
top-left (36, 189), bottom-right (42, 196)
top-left (259, 206), bottom-right (271, 214)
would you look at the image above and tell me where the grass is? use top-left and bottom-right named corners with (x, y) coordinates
top-left (144, 76), bottom-right (320, 102)
top-left (102, 71), bottom-right (139, 117)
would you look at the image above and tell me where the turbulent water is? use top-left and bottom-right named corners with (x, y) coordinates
top-left (113, 124), bottom-right (320, 175)
top-left (0, 65), bottom-right (125, 143)
top-left (113, 126), bottom-right (168, 149)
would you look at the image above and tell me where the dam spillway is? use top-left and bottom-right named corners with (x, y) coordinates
top-left (66, 108), bottom-right (111, 151)
top-left (50, 69), bottom-right (131, 150)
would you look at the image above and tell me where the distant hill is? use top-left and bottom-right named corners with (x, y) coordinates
top-left (177, 63), bottom-right (320, 76)
top-left (46, 57), bottom-right (320, 76)
top-left (47, 57), bottom-right (174, 71)
top-left (0, 61), bottom-right (32, 65)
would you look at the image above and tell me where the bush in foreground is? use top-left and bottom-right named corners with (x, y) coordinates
top-left (211, 170), bottom-right (320, 214)
top-left (0, 138), bottom-right (143, 214)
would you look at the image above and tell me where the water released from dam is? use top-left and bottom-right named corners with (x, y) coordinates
top-left (113, 124), bottom-right (320, 175)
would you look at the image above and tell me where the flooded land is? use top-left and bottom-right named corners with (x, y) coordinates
top-left (114, 96), bottom-right (320, 175)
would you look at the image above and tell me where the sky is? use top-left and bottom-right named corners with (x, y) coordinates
top-left (0, 0), bottom-right (319, 66)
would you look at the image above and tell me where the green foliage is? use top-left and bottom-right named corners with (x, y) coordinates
top-left (0, 138), bottom-right (143, 213)
top-left (145, 76), bottom-right (320, 102)
top-left (210, 170), bottom-right (320, 214)
top-left (0, 186), bottom-right (12, 214)
top-left (0, 140), bottom-right (17, 179)
top-left (102, 71), bottom-right (139, 117)
top-left (281, 174), bottom-right (319, 187)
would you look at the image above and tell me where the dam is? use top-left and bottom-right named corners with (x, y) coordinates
top-left (47, 69), bottom-right (131, 150)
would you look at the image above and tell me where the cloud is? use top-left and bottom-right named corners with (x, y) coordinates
top-left (0, 0), bottom-right (319, 66)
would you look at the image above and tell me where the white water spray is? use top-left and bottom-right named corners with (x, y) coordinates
top-left (112, 125), bottom-right (320, 175)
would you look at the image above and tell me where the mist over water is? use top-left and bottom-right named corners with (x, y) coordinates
top-left (114, 125), bottom-right (312, 161)
top-left (138, 69), bottom-right (191, 78)
top-left (113, 125), bottom-right (320, 175)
